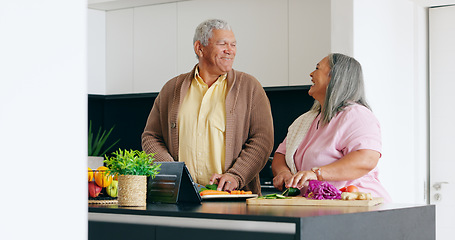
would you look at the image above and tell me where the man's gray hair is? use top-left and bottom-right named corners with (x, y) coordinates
top-left (311, 53), bottom-right (370, 125)
top-left (193, 19), bottom-right (232, 58)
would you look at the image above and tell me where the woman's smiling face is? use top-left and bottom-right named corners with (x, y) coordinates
top-left (308, 56), bottom-right (331, 104)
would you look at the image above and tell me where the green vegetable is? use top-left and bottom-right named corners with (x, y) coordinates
top-left (205, 184), bottom-right (218, 190)
top-left (258, 193), bottom-right (290, 199)
top-left (282, 187), bottom-right (300, 196)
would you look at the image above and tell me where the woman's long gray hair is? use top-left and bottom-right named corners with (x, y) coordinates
top-left (311, 53), bottom-right (370, 125)
top-left (193, 19), bottom-right (232, 59)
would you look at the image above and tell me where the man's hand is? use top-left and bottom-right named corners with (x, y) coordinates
top-left (209, 173), bottom-right (238, 192)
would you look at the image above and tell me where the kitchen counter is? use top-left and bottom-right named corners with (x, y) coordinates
top-left (89, 200), bottom-right (435, 240)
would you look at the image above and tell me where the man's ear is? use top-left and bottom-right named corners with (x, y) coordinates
top-left (194, 41), bottom-right (203, 57)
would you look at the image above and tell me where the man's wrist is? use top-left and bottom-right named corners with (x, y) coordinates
top-left (225, 173), bottom-right (240, 188)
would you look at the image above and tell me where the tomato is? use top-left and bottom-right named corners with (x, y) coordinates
top-left (339, 185), bottom-right (359, 192)
top-left (347, 185), bottom-right (359, 192)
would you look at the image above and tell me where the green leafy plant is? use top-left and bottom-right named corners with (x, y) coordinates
top-left (104, 149), bottom-right (161, 178)
top-left (88, 121), bottom-right (120, 156)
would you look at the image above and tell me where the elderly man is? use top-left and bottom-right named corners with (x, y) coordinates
top-left (142, 19), bottom-right (273, 194)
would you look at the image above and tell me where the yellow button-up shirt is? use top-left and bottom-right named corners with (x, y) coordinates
top-left (178, 67), bottom-right (227, 185)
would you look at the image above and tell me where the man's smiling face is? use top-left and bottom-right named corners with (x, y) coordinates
top-left (199, 29), bottom-right (237, 76)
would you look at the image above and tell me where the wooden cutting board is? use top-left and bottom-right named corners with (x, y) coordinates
top-left (246, 197), bottom-right (383, 207)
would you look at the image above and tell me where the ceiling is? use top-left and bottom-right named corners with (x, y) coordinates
top-left (411, 0), bottom-right (455, 7)
top-left (88, 0), bottom-right (455, 11)
top-left (88, 0), bottom-right (190, 10)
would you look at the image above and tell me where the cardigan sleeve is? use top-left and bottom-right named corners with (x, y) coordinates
top-left (141, 82), bottom-right (175, 162)
top-left (225, 78), bottom-right (274, 190)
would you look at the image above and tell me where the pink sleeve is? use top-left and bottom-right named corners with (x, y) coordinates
top-left (275, 137), bottom-right (287, 155)
top-left (337, 106), bottom-right (382, 156)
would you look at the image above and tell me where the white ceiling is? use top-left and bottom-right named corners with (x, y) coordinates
top-left (411, 0), bottom-right (455, 7)
top-left (88, 0), bottom-right (455, 11)
top-left (88, 0), bottom-right (190, 10)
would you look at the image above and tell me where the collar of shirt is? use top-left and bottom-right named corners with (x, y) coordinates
top-left (194, 65), bottom-right (227, 87)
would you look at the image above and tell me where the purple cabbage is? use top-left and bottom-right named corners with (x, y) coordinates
top-left (304, 180), bottom-right (342, 200)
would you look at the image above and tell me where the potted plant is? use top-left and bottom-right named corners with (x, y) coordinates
top-left (88, 120), bottom-right (120, 169)
top-left (104, 149), bottom-right (161, 206)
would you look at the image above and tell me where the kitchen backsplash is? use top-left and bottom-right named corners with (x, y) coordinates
top-left (88, 85), bottom-right (313, 157)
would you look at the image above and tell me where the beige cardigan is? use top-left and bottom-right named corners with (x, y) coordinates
top-left (142, 66), bottom-right (274, 194)
top-left (285, 110), bottom-right (319, 174)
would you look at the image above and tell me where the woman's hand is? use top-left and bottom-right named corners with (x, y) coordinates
top-left (273, 170), bottom-right (293, 191)
top-left (271, 152), bottom-right (295, 191)
top-left (287, 170), bottom-right (318, 189)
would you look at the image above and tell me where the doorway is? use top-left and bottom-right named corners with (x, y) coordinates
top-left (429, 4), bottom-right (455, 240)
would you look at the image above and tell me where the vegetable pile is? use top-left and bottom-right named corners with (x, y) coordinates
top-left (200, 190), bottom-right (230, 196)
top-left (199, 184), bottom-right (218, 192)
top-left (304, 180), bottom-right (342, 200)
top-left (339, 185), bottom-right (359, 193)
top-left (258, 187), bottom-right (300, 199)
top-left (198, 184), bottom-right (253, 196)
top-left (341, 192), bottom-right (372, 200)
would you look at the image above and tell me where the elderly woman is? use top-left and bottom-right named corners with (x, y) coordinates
top-left (272, 53), bottom-right (391, 202)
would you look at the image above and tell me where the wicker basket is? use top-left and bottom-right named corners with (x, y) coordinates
top-left (118, 175), bottom-right (147, 206)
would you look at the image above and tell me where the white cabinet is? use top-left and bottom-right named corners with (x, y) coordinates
top-left (106, 5), bottom-right (177, 94)
top-left (134, 4), bottom-right (177, 93)
top-left (106, 8), bottom-right (134, 94)
top-left (98, 0), bottom-right (332, 94)
top-left (88, 9), bottom-right (106, 95)
top-left (177, 0), bottom-right (289, 87)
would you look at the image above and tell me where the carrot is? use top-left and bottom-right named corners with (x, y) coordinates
top-left (199, 190), bottom-right (230, 196)
top-left (230, 190), bottom-right (253, 195)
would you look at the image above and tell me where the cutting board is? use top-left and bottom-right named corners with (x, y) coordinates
top-left (246, 197), bottom-right (383, 207)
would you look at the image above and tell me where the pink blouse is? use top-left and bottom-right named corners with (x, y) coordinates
top-left (276, 104), bottom-right (392, 202)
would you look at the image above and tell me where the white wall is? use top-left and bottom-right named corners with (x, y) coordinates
top-left (350, 0), bottom-right (427, 203)
top-left (0, 1), bottom-right (87, 239)
top-left (331, 0), bottom-right (354, 56)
